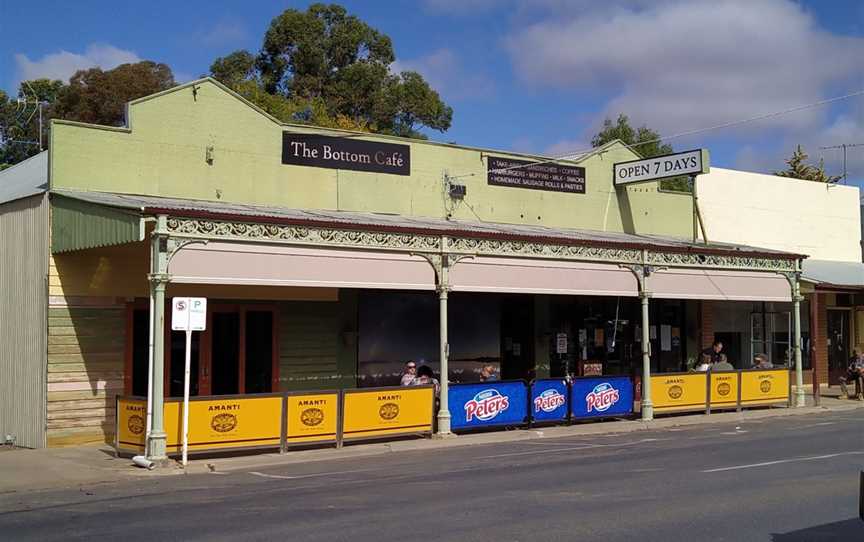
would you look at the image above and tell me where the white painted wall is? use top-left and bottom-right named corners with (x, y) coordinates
top-left (697, 168), bottom-right (861, 261)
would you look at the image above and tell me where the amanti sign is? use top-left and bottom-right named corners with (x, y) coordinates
top-left (282, 133), bottom-right (410, 176)
top-left (614, 149), bottom-right (709, 186)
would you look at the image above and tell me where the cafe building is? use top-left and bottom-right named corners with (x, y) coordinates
top-left (0, 78), bottom-right (805, 451)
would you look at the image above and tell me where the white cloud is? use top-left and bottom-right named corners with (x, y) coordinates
top-left (14, 44), bottom-right (141, 84)
top-left (543, 138), bottom-right (591, 158)
top-left (393, 48), bottom-right (494, 101)
top-left (423, 0), bottom-right (502, 15)
top-left (199, 19), bottom-right (248, 47)
top-left (505, 0), bottom-right (864, 139)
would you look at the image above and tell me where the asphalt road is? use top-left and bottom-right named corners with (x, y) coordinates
top-left (1, 410), bottom-right (863, 541)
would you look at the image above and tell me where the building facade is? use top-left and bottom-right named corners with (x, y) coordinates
top-left (0, 79), bottom-right (805, 449)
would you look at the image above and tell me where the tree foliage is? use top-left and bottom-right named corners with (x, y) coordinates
top-left (0, 62), bottom-right (175, 169)
top-left (774, 145), bottom-right (840, 183)
top-left (210, 3), bottom-right (452, 138)
top-left (592, 114), bottom-right (689, 192)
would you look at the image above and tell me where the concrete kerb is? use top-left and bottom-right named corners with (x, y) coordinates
top-left (2, 401), bottom-right (860, 492)
top-left (184, 401), bottom-right (860, 474)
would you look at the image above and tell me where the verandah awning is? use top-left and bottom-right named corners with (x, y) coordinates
top-left (49, 189), bottom-right (800, 301)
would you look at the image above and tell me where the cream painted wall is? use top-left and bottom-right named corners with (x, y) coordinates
top-left (697, 168), bottom-right (861, 261)
top-left (50, 79), bottom-right (695, 238)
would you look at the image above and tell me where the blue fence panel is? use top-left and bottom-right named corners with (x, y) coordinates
top-left (530, 379), bottom-right (569, 423)
top-left (570, 376), bottom-right (634, 419)
top-left (449, 381), bottom-right (528, 431)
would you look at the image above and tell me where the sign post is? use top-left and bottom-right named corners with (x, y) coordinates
top-left (171, 297), bottom-right (207, 467)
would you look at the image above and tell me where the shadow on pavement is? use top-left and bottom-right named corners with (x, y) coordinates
top-left (772, 518), bottom-right (862, 541)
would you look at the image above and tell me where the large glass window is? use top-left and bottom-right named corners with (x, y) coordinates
top-left (358, 291), bottom-right (501, 386)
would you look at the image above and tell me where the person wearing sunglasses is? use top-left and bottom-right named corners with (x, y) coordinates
top-left (400, 361), bottom-right (418, 386)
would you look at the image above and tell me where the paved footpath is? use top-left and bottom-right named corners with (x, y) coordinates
top-left (1, 406), bottom-right (863, 541)
top-left (0, 394), bottom-right (861, 494)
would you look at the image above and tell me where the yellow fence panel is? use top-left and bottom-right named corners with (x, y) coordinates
top-left (710, 372), bottom-right (739, 409)
top-left (740, 369), bottom-right (789, 406)
top-left (342, 386), bottom-right (434, 441)
top-left (285, 391), bottom-right (340, 445)
top-left (164, 395), bottom-right (283, 453)
top-left (116, 396), bottom-right (147, 454)
top-left (652, 373), bottom-right (707, 413)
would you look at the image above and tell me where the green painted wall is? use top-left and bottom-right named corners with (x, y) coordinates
top-left (50, 78), bottom-right (693, 237)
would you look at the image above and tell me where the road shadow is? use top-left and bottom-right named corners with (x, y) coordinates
top-left (772, 518), bottom-right (862, 541)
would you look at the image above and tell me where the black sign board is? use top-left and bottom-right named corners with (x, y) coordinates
top-left (282, 133), bottom-right (410, 176)
top-left (487, 156), bottom-right (585, 194)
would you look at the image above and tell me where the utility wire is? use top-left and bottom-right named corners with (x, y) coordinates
top-left (448, 88), bottom-right (864, 181)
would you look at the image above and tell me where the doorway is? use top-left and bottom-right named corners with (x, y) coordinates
top-left (827, 309), bottom-right (850, 384)
top-left (163, 304), bottom-right (278, 396)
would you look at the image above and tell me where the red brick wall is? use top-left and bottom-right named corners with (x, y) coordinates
top-left (804, 292), bottom-right (829, 386)
top-left (700, 300), bottom-right (714, 351)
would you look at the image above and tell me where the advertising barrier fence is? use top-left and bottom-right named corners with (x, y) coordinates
top-left (449, 381), bottom-right (529, 431)
top-left (116, 370), bottom-right (791, 454)
top-left (285, 390), bottom-right (340, 447)
top-left (652, 373), bottom-right (709, 414)
top-left (341, 386), bottom-right (435, 442)
top-left (530, 379), bottom-right (569, 424)
top-left (570, 376), bottom-right (634, 419)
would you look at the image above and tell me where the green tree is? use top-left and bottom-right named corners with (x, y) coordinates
top-left (1, 62), bottom-right (175, 169)
top-left (210, 3), bottom-right (452, 139)
top-left (592, 114), bottom-right (689, 192)
top-left (54, 61), bottom-right (174, 126)
top-left (774, 145), bottom-right (840, 183)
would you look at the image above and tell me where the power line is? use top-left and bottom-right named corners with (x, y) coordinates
top-left (448, 88), bottom-right (864, 181)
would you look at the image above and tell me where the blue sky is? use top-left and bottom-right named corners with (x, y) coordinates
top-left (2, 0), bottom-right (863, 185)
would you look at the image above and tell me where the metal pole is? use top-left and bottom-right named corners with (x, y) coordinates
top-left (792, 274), bottom-right (805, 407)
top-left (182, 329), bottom-right (191, 466)
top-left (640, 283), bottom-right (653, 421)
top-left (436, 257), bottom-right (452, 435)
top-left (144, 293), bottom-right (154, 457)
top-left (146, 215), bottom-right (169, 462)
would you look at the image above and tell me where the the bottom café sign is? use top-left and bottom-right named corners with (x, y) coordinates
top-left (450, 381), bottom-right (528, 430)
top-left (571, 376), bottom-right (634, 419)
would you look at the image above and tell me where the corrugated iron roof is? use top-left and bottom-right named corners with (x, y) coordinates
top-left (0, 152), bottom-right (48, 205)
top-left (50, 189), bottom-right (801, 260)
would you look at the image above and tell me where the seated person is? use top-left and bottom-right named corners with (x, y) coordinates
top-left (839, 352), bottom-right (864, 399)
top-left (752, 353), bottom-right (773, 369)
top-left (694, 353), bottom-right (712, 372)
top-left (712, 354), bottom-right (735, 371)
top-left (413, 365), bottom-right (441, 397)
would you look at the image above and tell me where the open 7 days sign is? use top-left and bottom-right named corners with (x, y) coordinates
top-left (613, 149), bottom-right (709, 186)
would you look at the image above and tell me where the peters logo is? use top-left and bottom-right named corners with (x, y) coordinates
top-left (465, 389), bottom-right (509, 422)
top-left (534, 389), bottom-right (566, 413)
top-left (586, 382), bottom-right (620, 413)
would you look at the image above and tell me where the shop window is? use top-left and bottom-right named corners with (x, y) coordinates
top-left (131, 309), bottom-right (149, 397)
top-left (358, 291), bottom-right (501, 386)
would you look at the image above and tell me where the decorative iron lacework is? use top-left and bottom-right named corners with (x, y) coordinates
top-left (646, 251), bottom-right (796, 272)
top-left (165, 217), bottom-right (797, 272)
top-left (166, 217), bottom-right (441, 252)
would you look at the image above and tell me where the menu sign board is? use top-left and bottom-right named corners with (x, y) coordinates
top-left (487, 156), bottom-right (586, 194)
top-left (282, 132), bottom-right (411, 176)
